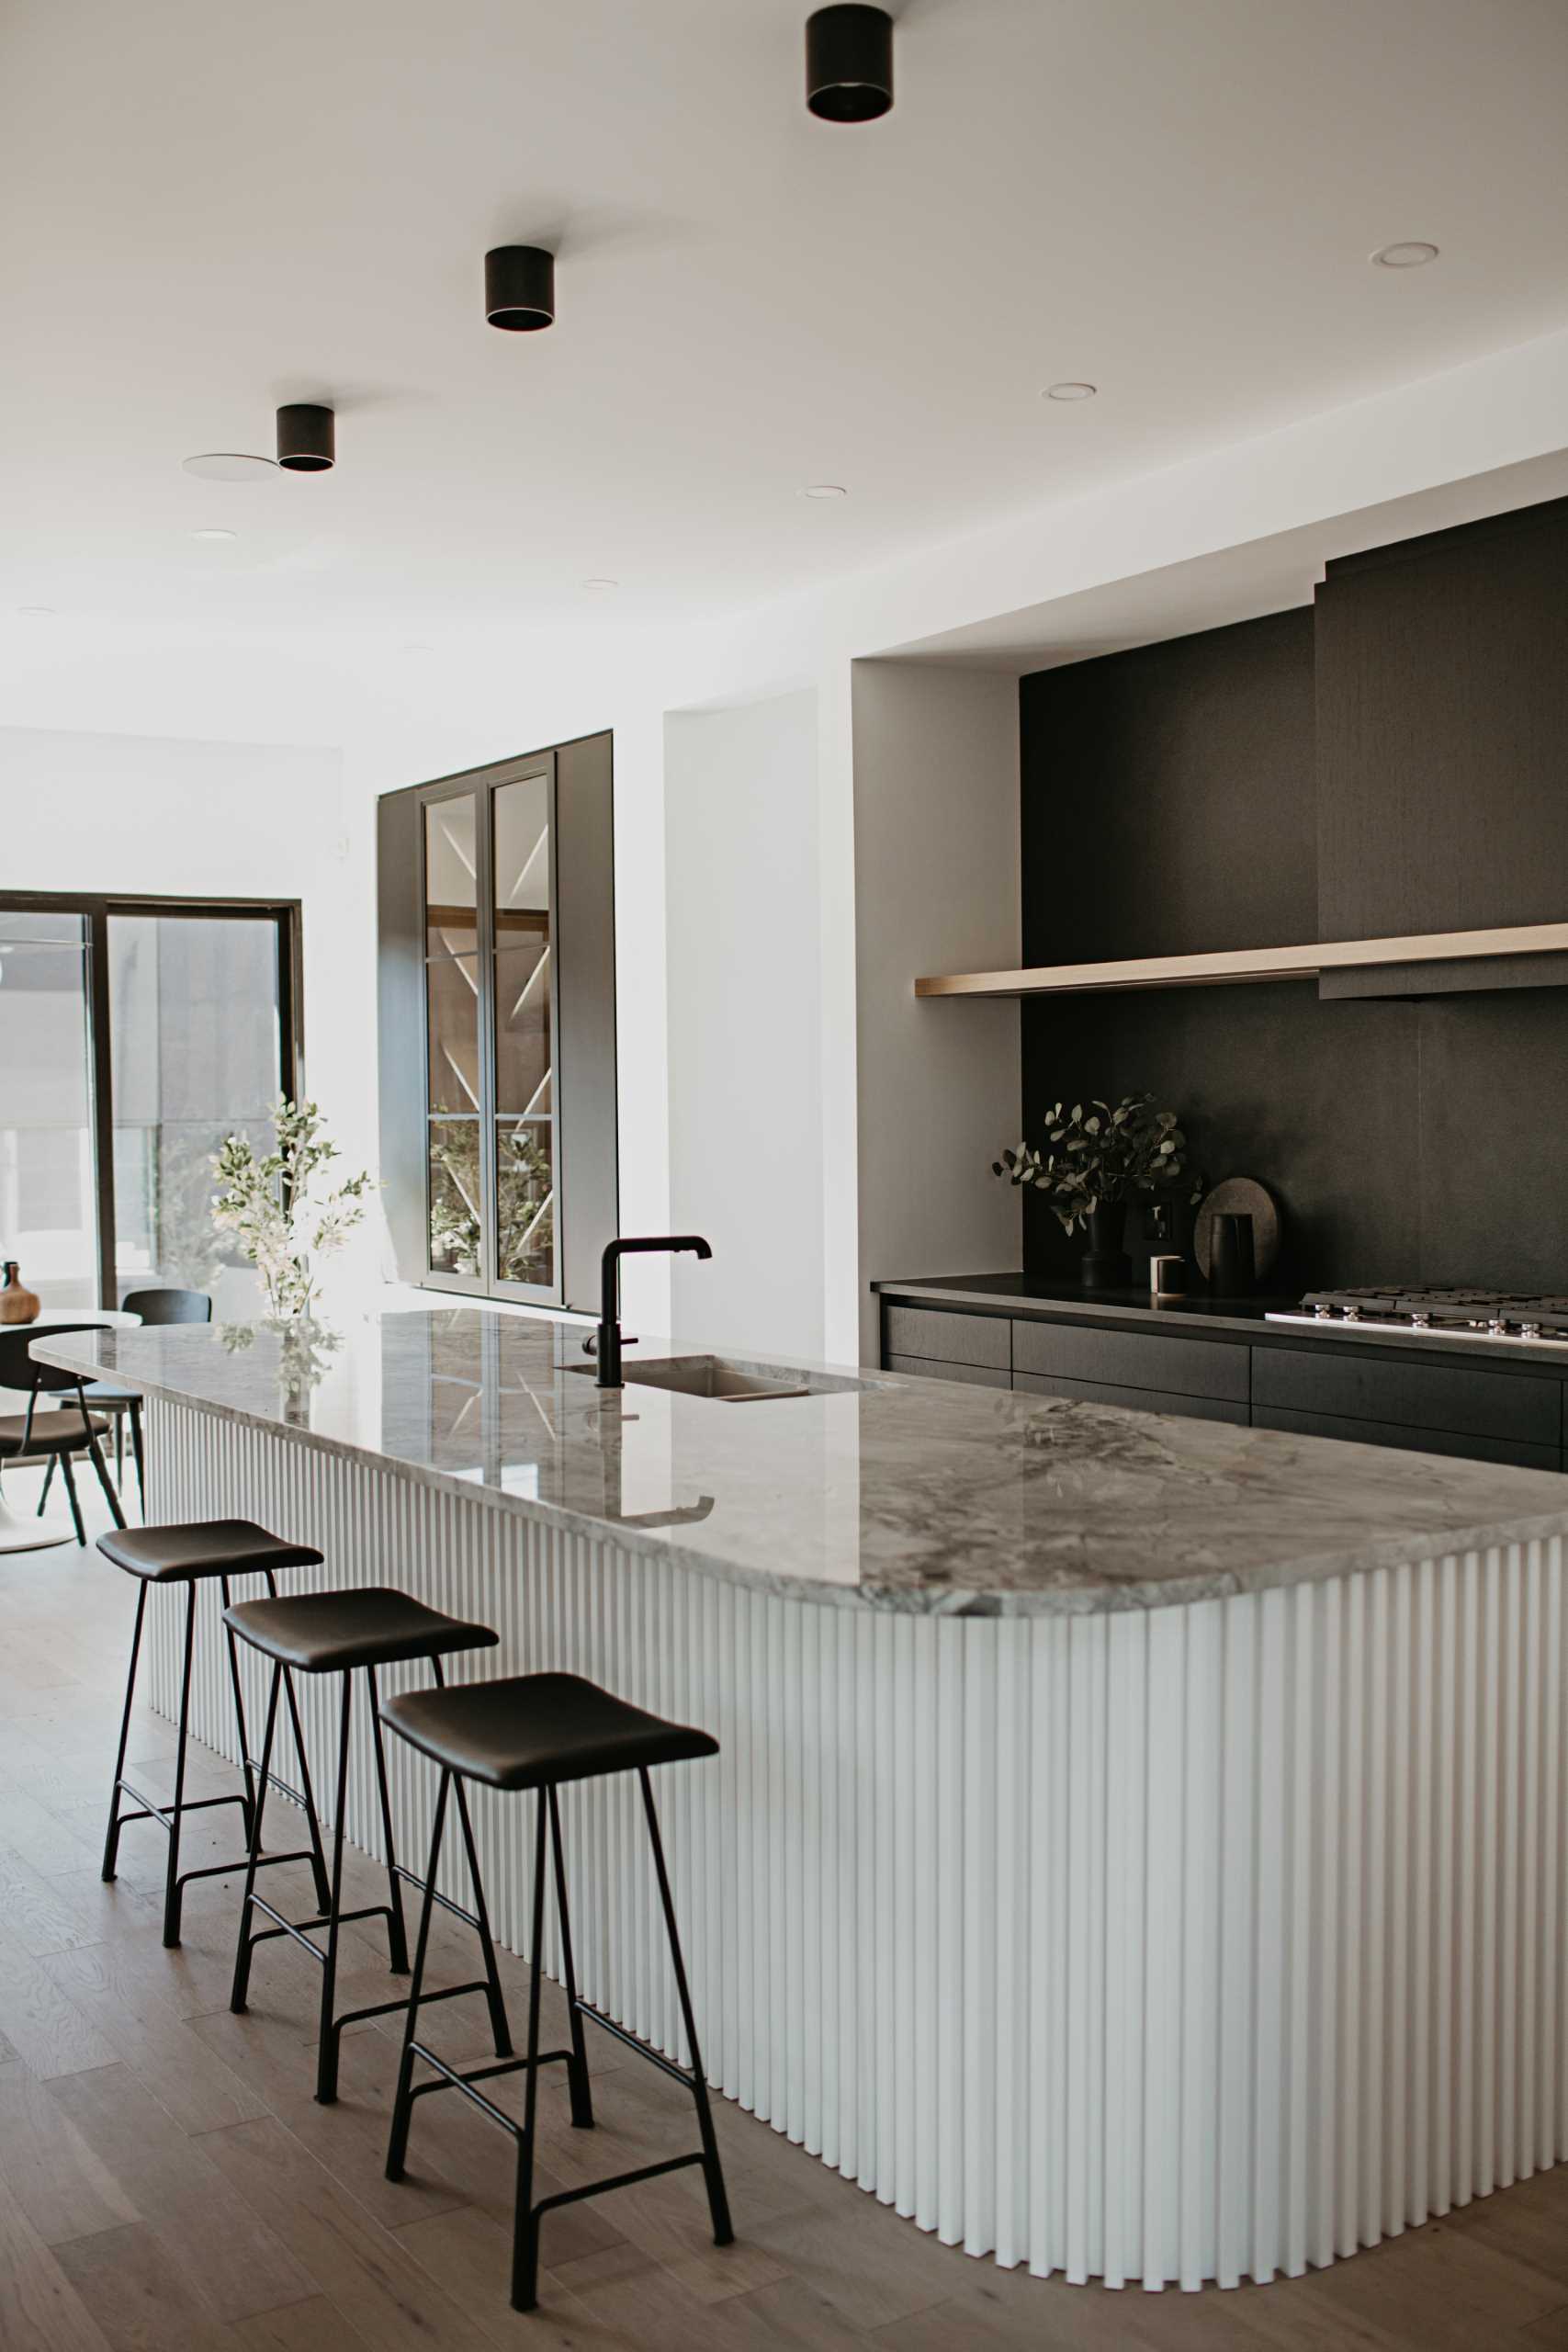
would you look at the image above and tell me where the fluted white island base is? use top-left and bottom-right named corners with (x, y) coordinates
top-left (143, 1395), bottom-right (1567, 2292)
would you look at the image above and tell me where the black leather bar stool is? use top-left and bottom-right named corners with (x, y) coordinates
top-left (379, 1670), bottom-right (733, 2312)
top-left (98, 1519), bottom-right (333, 1948)
top-left (224, 1586), bottom-right (513, 2106)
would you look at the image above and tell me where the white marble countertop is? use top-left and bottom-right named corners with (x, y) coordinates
top-left (35, 1306), bottom-right (1568, 1617)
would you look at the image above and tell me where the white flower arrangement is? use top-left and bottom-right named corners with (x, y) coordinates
top-left (212, 1097), bottom-right (373, 1323)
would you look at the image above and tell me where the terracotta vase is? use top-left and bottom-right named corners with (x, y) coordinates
top-left (0, 1261), bottom-right (41, 1325)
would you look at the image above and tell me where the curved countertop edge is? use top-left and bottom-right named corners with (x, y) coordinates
top-left (32, 1324), bottom-right (1568, 1621)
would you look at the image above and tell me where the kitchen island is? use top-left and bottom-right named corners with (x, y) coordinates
top-left (38, 1306), bottom-right (1568, 2293)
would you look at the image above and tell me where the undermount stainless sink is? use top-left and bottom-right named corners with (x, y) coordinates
top-left (627, 1357), bottom-right (810, 1401)
top-left (570, 1354), bottom-right (868, 1402)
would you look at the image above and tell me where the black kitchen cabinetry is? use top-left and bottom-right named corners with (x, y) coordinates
top-left (1315, 496), bottom-right (1568, 965)
top-left (876, 1288), bottom-right (1568, 1475)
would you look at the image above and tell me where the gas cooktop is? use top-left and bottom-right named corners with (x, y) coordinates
top-left (1266, 1287), bottom-right (1568, 1348)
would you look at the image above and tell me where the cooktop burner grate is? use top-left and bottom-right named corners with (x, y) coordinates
top-left (1272, 1286), bottom-right (1568, 1345)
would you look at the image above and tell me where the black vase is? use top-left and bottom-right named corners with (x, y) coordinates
top-left (1080, 1203), bottom-right (1133, 1291)
top-left (1209, 1211), bottom-right (1256, 1298)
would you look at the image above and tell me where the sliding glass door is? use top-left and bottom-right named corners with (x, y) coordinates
top-left (108, 912), bottom-right (289, 1318)
top-left (0, 894), bottom-right (298, 1311)
top-left (0, 910), bottom-right (97, 1308)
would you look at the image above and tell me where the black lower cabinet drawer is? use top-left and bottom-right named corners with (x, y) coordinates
top-left (886, 1353), bottom-right (1010, 1391)
top-left (1251, 1345), bottom-right (1560, 1447)
top-left (1253, 1404), bottom-right (1561, 1473)
top-left (1013, 1370), bottom-right (1248, 1426)
top-left (1012, 1317), bottom-right (1248, 1404)
top-left (883, 1304), bottom-right (1010, 1372)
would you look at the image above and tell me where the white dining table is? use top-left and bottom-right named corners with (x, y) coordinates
top-left (0, 1309), bottom-right (143, 1553)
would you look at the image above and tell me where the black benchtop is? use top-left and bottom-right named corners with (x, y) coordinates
top-left (872, 1272), bottom-right (1568, 1374)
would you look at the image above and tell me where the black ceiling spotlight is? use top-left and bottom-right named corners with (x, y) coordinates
top-left (485, 245), bottom-right (556, 333)
top-left (276, 403), bottom-right (335, 473)
top-left (806, 5), bottom-right (893, 122)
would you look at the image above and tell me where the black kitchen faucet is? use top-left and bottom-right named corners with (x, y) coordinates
top-left (588, 1235), bottom-right (712, 1387)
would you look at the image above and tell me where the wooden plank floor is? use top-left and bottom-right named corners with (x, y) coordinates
top-left (5, 1464), bottom-right (1568, 2349)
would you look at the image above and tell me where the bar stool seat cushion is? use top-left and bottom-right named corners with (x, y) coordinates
top-left (380, 1671), bottom-right (719, 1792)
top-left (0, 1408), bottom-right (110, 1454)
top-left (98, 1517), bottom-right (325, 1582)
top-left (224, 1585), bottom-right (500, 1674)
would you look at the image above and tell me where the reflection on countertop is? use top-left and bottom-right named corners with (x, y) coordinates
top-left (35, 1306), bottom-right (1568, 1617)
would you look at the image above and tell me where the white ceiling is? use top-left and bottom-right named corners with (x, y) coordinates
top-left (3, 0), bottom-right (1567, 638)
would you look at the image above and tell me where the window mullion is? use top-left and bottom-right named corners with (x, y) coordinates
top-left (478, 780), bottom-right (500, 1295)
top-left (85, 907), bottom-right (118, 1307)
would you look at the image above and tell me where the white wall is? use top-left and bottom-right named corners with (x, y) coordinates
top-left (851, 663), bottom-right (1021, 1362)
top-left (664, 690), bottom-right (825, 1357)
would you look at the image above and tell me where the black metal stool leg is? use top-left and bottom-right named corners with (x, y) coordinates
top-left (76, 1388), bottom-right (126, 1531)
top-left (161, 1586), bottom-right (198, 1947)
top-left (231, 1665), bottom-right (282, 2014)
top-left (511, 1789), bottom-right (549, 2313)
top-left (386, 1770), bottom-right (450, 2182)
top-left (547, 1784), bottom-right (594, 2128)
top-left (38, 1454), bottom-right (55, 1513)
top-left (315, 1673), bottom-right (355, 2104)
top-left (430, 1656), bottom-right (511, 2056)
top-left (264, 1569), bottom-right (333, 1915)
top-left (128, 1399), bottom-right (146, 1512)
top-left (452, 1781), bottom-right (513, 2057)
top-left (366, 1666), bottom-right (410, 1974)
top-left (101, 1582), bottom-right (147, 1883)
top-left (638, 1767), bottom-right (733, 2247)
top-left (57, 1450), bottom-right (87, 1546)
top-left (218, 1576), bottom-right (257, 1849)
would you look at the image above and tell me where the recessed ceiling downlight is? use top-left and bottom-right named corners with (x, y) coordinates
top-left (1044, 381), bottom-right (1097, 401)
top-left (1371, 241), bottom-right (1439, 268)
top-left (16, 605), bottom-right (54, 617)
top-left (804, 482), bottom-right (847, 499)
top-left (190, 527), bottom-right (237, 542)
top-left (182, 452), bottom-right (276, 482)
top-left (582, 578), bottom-right (619, 592)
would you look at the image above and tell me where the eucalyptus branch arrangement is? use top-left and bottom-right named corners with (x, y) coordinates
top-left (212, 1097), bottom-right (374, 1322)
top-left (993, 1094), bottom-right (1201, 1237)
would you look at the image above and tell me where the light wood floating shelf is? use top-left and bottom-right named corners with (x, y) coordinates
top-left (915, 921), bottom-right (1568, 1000)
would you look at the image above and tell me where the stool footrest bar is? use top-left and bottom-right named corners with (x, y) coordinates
top-left (390, 1862), bottom-right (483, 1935)
top-left (333, 1980), bottom-right (493, 2035)
top-left (575, 1998), bottom-right (698, 2092)
top-left (177, 1849), bottom-right (316, 1897)
top-left (534, 2152), bottom-right (705, 2220)
top-left (243, 1895), bottom-right (398, 1962)
top-left (116, 1781), bottom-right (250, 1837)
top-left (242, 1758), bottom-right (318, 1815)
top-left (404, 2044), bottom-right (576, 2134)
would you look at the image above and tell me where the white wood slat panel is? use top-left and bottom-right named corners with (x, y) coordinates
top-left (142, 1396), bottom-right (1568, 2290)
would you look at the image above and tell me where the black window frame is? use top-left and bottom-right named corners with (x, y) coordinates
top-left (417, 750), bottom-right (563, 1306)
top-left (0, 889), bottom-right (302, 1308)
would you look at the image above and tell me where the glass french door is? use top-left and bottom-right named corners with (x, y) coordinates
top-left (421, 757), bottom-right (559, 1302)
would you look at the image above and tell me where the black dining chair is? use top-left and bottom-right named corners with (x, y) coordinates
top-left (51, 1286), bottom-right (212, 1509)
top-left (0, 1325), bottom-right (126, 1545)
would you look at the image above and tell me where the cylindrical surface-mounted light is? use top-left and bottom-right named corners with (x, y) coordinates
top-left (276, 403), bottom-right (335, 472)
top-left (806, 5), bottom-right (893, 122)
top-left (485, 245), bottom-right (556, 332)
